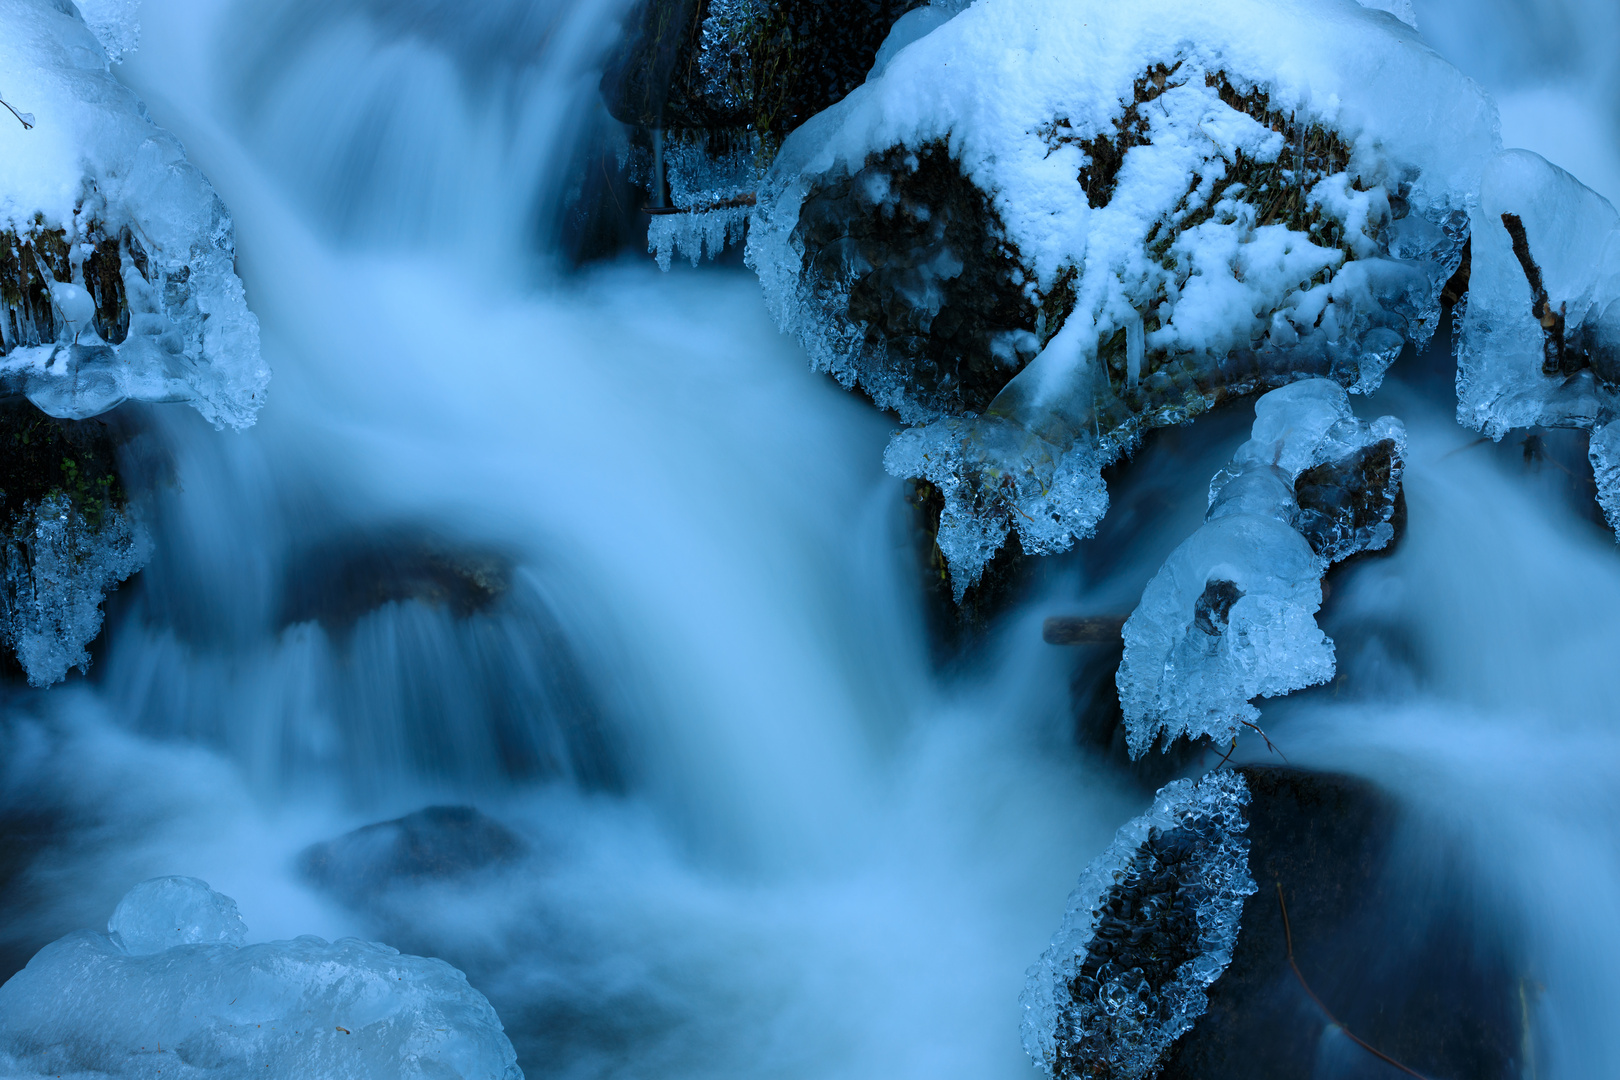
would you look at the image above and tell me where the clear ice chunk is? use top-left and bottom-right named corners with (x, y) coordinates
top-left (1116, 380), bottom-right (1405, 756)
top-left (107, 876), bottom-right (248, 954)
top-left (1021, 770), bottom-right (1256, 1080)
top-left (749, 0), bottom-right (1491, 590)
top-left (0, 0), bottom-right (266, 429)
top-left (0, 878), bottom-right (524, 1080)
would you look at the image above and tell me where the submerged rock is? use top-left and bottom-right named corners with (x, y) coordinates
top-left (299, 806), bottom-right (528, 905)
top-left (0, 0), bottom-right (265, 429)
top-left (748, 0), bottom-right (1487, 593)
top-left (0, 876), bottom-right (524, 1079)
top-left (1116, 380), bottom-right (1404, 757)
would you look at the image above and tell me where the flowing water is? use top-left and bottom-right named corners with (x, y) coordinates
top-left (1, 1), bottom-right (1618, 1077)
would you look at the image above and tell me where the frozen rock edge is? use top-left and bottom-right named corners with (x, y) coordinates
top-left (748, 0), bottom-right (1486, 592)
top-left (0, 876), bottom-right (523, 1080)
top-left (0, 0), bottom-right (266, 430)
top-left (1021, 771), bottom-right (1255, 1080)
top-left (1117, 380), bottom-right (1404, 757)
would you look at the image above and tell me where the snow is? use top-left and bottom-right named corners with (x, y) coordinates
top-left (1116, 380), bottom-right (1404, 756)
top-left (1021, 771), bottom-right (1255, 1080)
top-left (0, 0), bottom-right (265, 429)
top-left (0, 877), bottom-right (523, 1080)
top-left (748, 0), bottom-right (1492, 591)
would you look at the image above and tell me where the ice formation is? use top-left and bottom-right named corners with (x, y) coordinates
top-left (0, 876), bottom-right (524, 1080)
top-left (1451, 149), bottom-right (1620, 533)
top-left (748, 0), bottom-right (1491, 591)
top-left (2, 492), bottom-right (145, 686)
top-left (1116, 379), bottom-right (1404, 756)
top-left (1021, 771), bottom-right (1256, 1080)
top-left (0, 0), bottom-right (265, 429)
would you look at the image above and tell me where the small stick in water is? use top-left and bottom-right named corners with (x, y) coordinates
top-left (1041, 614), bottom-right (1128, 644)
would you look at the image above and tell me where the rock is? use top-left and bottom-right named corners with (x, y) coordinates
top-left (749, 0), bottom-right (1489, 592)
top-left (1024, 766), bottom-right (1523, 1080)
top-left (0, 400), bottom-right (145, 686)
top-left (278, 528), bottom-right (512, 635)
top-left (1161, 766), bottom-right (1522, 1080)
top-left (298, 806), bottom-right (528, 904)
top-left (0, 0), bottom-right (265, 429)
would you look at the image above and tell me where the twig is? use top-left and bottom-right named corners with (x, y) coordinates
top-left (1275, 882), bottom-right (1435, 1080)
top-left (1, 98), bottom-right (33, 130)
top-left (1241, 720), bottom-right (1287, 763)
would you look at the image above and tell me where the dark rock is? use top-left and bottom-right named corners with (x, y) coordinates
top-left (600, 0), bottom-right (926, 137)
top-left (796, 144), bottom-right (1040, 418)
top-left (1043, 614), bottom-right (1128, 645)
top-left (1161, 766), bottom-right (1523, 1080)
top-left (1294, 439), bottom-right (1405, 564)
top-left (298, 805), bottom-right (527, 903)
top-left (278, 528), bottom-right (512, 635)
top-left (1192, 579), bottom-right (1243, 637)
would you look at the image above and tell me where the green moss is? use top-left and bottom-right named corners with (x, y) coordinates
top-left (0, 401), bottom-right (126, 536)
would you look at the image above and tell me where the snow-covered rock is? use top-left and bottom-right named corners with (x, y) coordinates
top-left (748, 0), bottom-right (1491, 592)
top-left (1021, 771), bottom-right (1255, 1080)
top-left (0, 0), bottom-right (265, 429)
top-left (1116, 380), bottom-right (1404, 757)
top-left (0, 877), bottom-right (524, 1080)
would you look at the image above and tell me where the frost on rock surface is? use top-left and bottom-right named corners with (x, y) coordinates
top-left (0, 876), bottom-right (524, 1080)
top-left (1021, 771), bottom-right (1256, 1080)
top-left (0, 0), bottom-right (265, 430)
top-left (748, 0), bottom-right (1492, 592)
top-left (1451, 149), bottom-right (1620, 534)
top-left (1116, 380), bottom-right (1404, 757)
top-left (0, 403), bottom-right (147, 686)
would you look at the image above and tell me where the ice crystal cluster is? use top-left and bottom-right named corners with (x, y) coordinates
top-left (1117, 379), bottom-right (1404, 756)
top-left (747, 0), bottom-right (1489, 591)
top-left (1, 492), bottom-right (146, 686)
top-left (0, 877), bottom-right (524, 1079)
top-left (1021, 771), bottom-right (1256, 1080)
top-left (0, 0), bottom-right (265, 430)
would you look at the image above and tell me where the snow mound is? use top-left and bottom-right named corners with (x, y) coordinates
top-left (0, 877), bottom-right (523, 1080)
top-left (0, 0), bottom-right (265, 429)
top-left (1021, 771), bottom-right (1255, 1080)
top-left (1117, 379), bottom-right (1404, 756)
top-left (748, 0), bottom-right (1491, 590)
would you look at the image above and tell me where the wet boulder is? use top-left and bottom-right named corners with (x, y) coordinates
top-left (298, 805), bottom-right (528, 905)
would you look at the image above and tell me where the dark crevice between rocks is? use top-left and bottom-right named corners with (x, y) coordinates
top-left (1161, 766), bottom-right (1524, 1080)
top-left (797, 143), bottom-right (1040, 416)
top-left (906, 477), bottom-right (1032, 663)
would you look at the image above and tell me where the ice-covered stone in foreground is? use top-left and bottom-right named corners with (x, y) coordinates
top-left (0, 0), bottom-right (265, 428)
top-left (0, 877), bottom-right (523, 1080)
top-left (1021, 771), bottom-right (1255, 1080)
top-left (750, 0), bottom-right (1491, 591)
top-left (1117, 380), bottom-right (1404, 757)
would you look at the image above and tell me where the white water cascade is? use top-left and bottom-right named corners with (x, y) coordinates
top-left (0, 0), bottom-right (1617, 1077)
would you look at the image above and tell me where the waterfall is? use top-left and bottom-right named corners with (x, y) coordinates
top-left (0, 0), bottom-right (1617, 1077)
